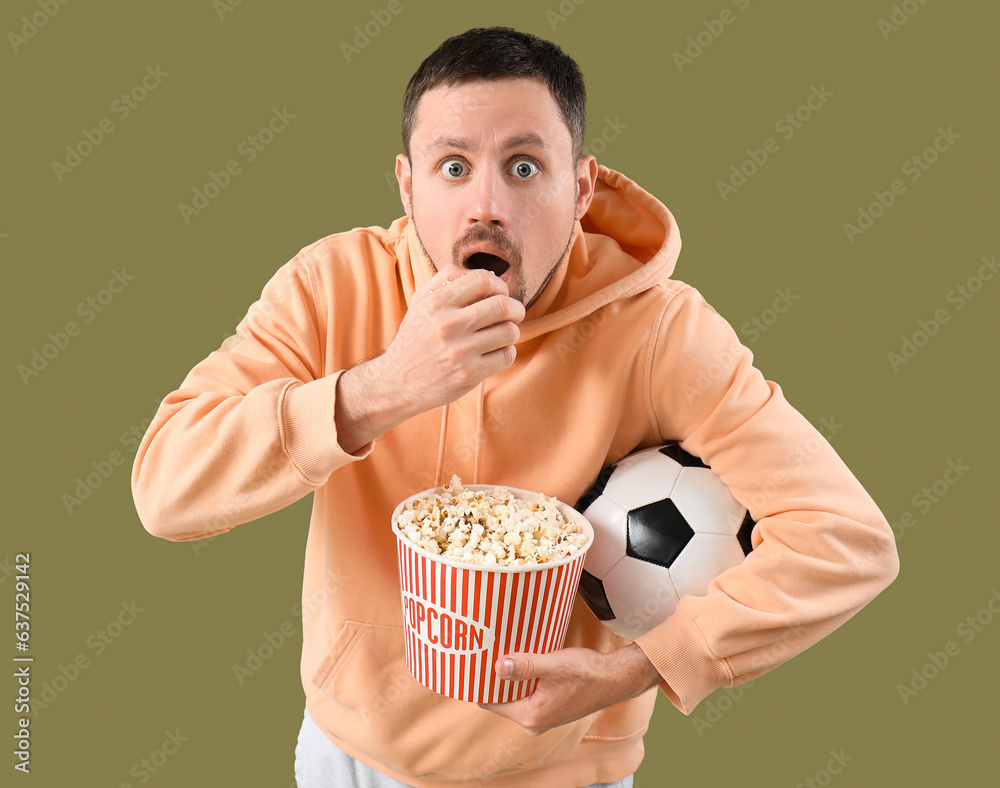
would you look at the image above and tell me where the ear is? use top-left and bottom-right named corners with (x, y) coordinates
top-left (574, 155), bottom-right (598, 219)
top-left (395, 154), bottom-right (413, 217)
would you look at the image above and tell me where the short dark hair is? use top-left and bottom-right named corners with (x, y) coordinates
top-left (402, 26), bottom-right (587, 164)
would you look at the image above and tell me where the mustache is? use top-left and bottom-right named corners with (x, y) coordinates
top-left (452, 227), bottom-right (521, 266)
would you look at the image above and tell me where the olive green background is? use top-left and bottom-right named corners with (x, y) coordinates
top-left (4, 0), bottom-right (996, 785)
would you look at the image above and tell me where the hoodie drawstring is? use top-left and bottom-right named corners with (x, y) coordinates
top-left (433, 403), bottom-right (448, 488)
top-left (432, 379), bottom-right (486, 488)
top-left (474, 379), bottom-right (485, 485)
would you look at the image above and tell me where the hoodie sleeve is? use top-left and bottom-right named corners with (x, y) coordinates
top-left (633, 284), bottom-right (899, 715)
top-left (131, 253), bottom-right (373, 542)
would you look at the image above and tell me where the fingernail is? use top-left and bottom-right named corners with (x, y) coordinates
top-left (500, 658), bottom-right (514, 678)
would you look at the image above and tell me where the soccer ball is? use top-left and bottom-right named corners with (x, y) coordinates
top-left (575, 443), bottom-right (756, 641)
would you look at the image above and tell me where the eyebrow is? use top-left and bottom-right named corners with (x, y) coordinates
top-left (424, 132), bottom-right (552, 156)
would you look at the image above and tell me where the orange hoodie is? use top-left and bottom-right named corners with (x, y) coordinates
top-left (132, 165), bottom-right (899, 786)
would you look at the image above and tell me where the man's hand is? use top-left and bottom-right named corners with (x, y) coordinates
top-left (476, 642), bottom-right (663, 737)
top-left (383, 263), bottom-right (525, 415)
top-left (334, 263), bottom-right (524, 454)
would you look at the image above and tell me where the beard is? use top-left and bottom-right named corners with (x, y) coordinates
top-left (408, 192), bottom-right (577, 311)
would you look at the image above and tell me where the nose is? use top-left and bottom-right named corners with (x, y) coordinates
top-left (467, 164), bottom-right (510, 228)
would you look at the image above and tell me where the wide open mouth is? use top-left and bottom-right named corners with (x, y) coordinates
top-left (463, 252), bottom-right (511, 277)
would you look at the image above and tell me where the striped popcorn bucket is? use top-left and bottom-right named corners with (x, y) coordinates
top-left (391, 485), bottom-right (593, 704)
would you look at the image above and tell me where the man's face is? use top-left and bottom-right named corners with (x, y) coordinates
top-left (396, 78), bottom-right (596, 310)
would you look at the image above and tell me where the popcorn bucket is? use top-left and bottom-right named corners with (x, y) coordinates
top-left (391, 485), bottom-right (593, 703)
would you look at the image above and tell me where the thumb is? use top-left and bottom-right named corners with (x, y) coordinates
top-left (495, 652), bottom-right (558, 681)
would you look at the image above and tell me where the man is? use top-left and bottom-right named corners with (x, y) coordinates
top-left (132, 26), bottom-right (899, 788)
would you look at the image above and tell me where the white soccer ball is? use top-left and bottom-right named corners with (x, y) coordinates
top-left (575, 443), bottom-right (755, 641)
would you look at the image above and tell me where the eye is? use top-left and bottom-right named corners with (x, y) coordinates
top-left (511, 159), bottom-right (539, 179)
top-left (440, 158), bottom-right (467, 179)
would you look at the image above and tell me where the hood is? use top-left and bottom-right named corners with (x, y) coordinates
top-left (394, 164), bottom-right (682, 487)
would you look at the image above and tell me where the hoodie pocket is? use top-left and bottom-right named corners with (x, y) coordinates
top-left (305, 620), bottom-right (598, 781)
top-left (309, 619), bottom-right (366, 694)
top-left (308, 619), bottom-right (411, 720)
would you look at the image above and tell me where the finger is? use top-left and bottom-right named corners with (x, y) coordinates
top-left (417, 263), bottom-right (468, 299)
top-left (497, 650), bottom-right (578, 681)
top-left (496, 652), bottom-right (538, 681)
top-left (477, 696), bottom-right (531, 718)
top-left (436, 261), bottom-right (468, 284)
top-left (472, 330), bottom-right (518, 374)
top-left (474, 346), bottom-right (517, 381)
top-left (463, 294), bottom-right (525, 335)
top-left (437, 267), bottom-right (510, 309)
